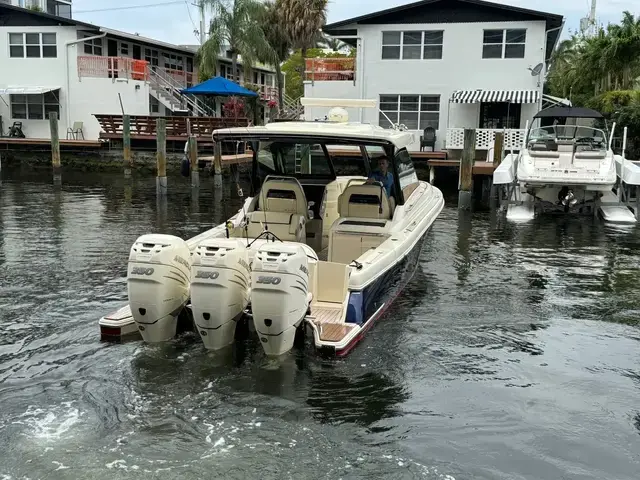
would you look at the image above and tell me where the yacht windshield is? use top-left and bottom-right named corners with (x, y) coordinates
top-left (527, 125), bottom-right (607, 152)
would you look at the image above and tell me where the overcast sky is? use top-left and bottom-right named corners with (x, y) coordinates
top-left (71, 0), bottom-right (640, 46)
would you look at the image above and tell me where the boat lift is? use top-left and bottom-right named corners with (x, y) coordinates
top-left (493, 123), bottom-right (640, 223)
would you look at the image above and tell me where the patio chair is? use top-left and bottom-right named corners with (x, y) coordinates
top-left (66, 121), bottom-right (84, 140)
top-left (420, 127), bottom-right (436, 152)
top-left (8, 121), bottom-right (25, 138)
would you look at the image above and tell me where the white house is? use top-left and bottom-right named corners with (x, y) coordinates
top-left (0, 3), bottom-right (277, 141)
top-left (303, 0), bottom-right (565, 153)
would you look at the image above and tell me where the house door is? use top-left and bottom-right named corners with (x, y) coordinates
top-left (107, 39), bottom-right (118, 56)
top-left (479, 102), bottom-right (521, 129)
top-left (132, 44), bottom-right (141, 60)
top-left (107, 39), bottom-right (118, 78)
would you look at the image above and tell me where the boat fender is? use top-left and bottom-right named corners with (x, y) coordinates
top-left (180, 156), bottom-right (190, 177)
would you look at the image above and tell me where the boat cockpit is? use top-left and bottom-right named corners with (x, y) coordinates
top-left (228, 138), bottom-right (413, 264)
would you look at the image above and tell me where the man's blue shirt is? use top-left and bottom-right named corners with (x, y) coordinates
top-left (369, 171), bottom-right (394, 197)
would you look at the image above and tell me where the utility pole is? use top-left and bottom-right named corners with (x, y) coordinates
top-left (199, 0), bottom-right (206, 46)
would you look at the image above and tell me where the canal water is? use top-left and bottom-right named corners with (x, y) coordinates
top-left (1, 168), bottom-right (639, 479)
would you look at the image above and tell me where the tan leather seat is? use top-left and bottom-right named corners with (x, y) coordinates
top-left (337, 184), bottom-right (393, 220)
top-left (245, 176), bottom-right (309, 242)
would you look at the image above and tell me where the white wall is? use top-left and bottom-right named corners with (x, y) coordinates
top-left (304, 81), bottom-right (360, 121)
top-left (305, 20), bottom-right (549, 150)
top-left (0, 25), bottom-right (150, 140)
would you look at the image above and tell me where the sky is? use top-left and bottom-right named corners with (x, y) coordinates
top-left (71, 0), bottom-right (640, 46)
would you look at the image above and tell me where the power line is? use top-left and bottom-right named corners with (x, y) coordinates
top-left (74, 1), bottom-right (184, 14)
top-left (184, 0), bottom-right (199, 40)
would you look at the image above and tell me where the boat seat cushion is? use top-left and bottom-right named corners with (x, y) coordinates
top-left (259, 177), bottom-right (309, 217)
top-left (245, 211), bottom-right (306, 242)
top-left (529, 151), bottom-right (560, 159)
top-left (337, 184), bottom-right (392, 220)
top-left (574, 151), bottom-right (606, 160)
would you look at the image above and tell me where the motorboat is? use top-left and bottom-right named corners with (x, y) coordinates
top-left (493, 106), bottom-right (632, 221)
top-left (100, 104), bottom-right (445, 357)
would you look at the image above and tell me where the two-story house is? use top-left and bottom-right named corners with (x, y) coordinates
top-left (0, 3), bottom-right (277, 140)
top-left (303, 0), bottom-right (565, 153)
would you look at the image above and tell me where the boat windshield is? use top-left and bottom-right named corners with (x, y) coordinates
top-left (527, 125), bottom-right (607, 151)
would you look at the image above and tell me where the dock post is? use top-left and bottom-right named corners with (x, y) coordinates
top-left (49, 112), bottom-right (61, 184)
top-left (123, 114), bottom-right (132, 176)
top-left (458, 128), bottom-right (476, 210)
top-left (189, 135), bottom-right (199, 188)
top-left (156, 118), bottom-right (167, 195)
top-left (213, 140), bottom-right (223, 188)
top-left (489, 132), bottom-right (504, 209)
top-left (429, 165), bottom-right (435, 185)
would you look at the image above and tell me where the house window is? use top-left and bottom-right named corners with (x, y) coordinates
top-left (11, 92), bottom-right (60, 120)
top-left (83, 36), bottom-right (103, 55)
top-left (163, 53), bottom-right (183, 71)
top-left (9, 32), bottom-right (57, 58)
top-left (379, 94), bottom-right (440, 130)
top-left (482, 29), bottom-right (526, 59)
top-left (144, 48), bottom-right (159, 66)
top-left (120, 42), bottom-right (129, 56)
top-left (382, 30), bottom-right (443, 60)
top-left (150, 95), bottom-right (160, 114)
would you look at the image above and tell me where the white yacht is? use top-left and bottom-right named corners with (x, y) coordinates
top-left (494, 106), bottom-right (622, 220)
top-left (100, 106), bottom-right (445, 357)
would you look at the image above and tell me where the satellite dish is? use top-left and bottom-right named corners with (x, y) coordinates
top-left (530, 63), bottom-right (543, 76)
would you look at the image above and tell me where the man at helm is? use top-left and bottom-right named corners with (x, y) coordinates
top-left (366, 155), bottom-right (394, 198)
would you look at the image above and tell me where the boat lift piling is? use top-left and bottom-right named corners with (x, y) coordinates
top-left (123, 114), bottom-right (132, 177)
top-left (156, 118), bottom-right (167, 195)
top-left (49, 112), bottom-right (61, 185)
top-left (187, 119), bottom-right (199, 188)
top-left (458, 128), bottom-right (476, 210)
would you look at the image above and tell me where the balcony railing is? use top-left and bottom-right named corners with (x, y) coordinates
top-left (77, 56), bottom-right (149, 81)
top-left (446, 128), bottom-right (526, 151)
top-left (304, 58), bottom-right (355, 82)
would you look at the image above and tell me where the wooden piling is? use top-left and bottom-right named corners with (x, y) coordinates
top-left (123, 114), bottom-right (132, 176)
top-left (213, 140), bottom-right (223, 188)
top-left (493, 132), bottom-right (504, 167)
top-left (49, 112), bottom-right (61, 181)
top-left (189, 135), bottom-right (199, 188)
top-left (156, 118), bottom-right (167, 195)
top-left (458, 128), bottom-right (476, 210)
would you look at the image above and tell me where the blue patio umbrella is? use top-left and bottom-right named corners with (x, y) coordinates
top-left (180, 76), bottom-right (259, 97)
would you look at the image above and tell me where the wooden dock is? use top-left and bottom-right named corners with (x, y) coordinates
top-left (94, 114), bottom-right (249, 145)
top-left (0, 137), bottom-right (102, 149)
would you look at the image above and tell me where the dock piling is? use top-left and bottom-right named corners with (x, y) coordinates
top-left (156, 118), bottom-right (167, 195)
top-left (458, 128), bottom-right (476, 210)
top-left (189, 135), bottom-right (199, 188)
top-left (49, 112), bottom-right (61, 183)
top-left (123, 114), bottom-right (132, 176)
top-left (489, 132), bottom-right (504, 209)
top-left (213, 141), bottom-right (223, 188)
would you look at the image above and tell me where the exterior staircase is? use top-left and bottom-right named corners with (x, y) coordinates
top-left (149, 68), bottom-right (215, 117)
top-left (278, 93), bottom-right (304, 120)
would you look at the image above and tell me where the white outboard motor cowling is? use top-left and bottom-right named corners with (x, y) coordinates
top-left (127, 234), bottom-right (191, 342)
top-left (251, 243), bottom-right (311, 356)
top-left (190, 238), bottom-right (251, 350)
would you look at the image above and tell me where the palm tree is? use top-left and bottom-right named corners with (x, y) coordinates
top-left (278, 0), bottom-right (328, 59)
top-left (317, 34), bottom-right (346, 52)
top-left (198, 0), bottom-right (274, 82)
top-left (260, 1), bottom-right (291, 110)
top-left (604, 11), bottom-right (640, 90)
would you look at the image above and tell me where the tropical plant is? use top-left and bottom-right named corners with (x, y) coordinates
top-left (198, 0), bottom-right (275, 82)
top-left (260, 1), bottom-right (292, 110)
top-left (317, 34), bottom-right (347, 52)
top-left (278, 0), bottom-right (328, 59)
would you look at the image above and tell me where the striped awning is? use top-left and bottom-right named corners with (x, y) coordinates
top-left (451, 90), bottom-right (539, 104)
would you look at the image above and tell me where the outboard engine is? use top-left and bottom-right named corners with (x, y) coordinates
top-left (127, 234), bottom-right (191, 342)
top-left (251, 243), bottom-right (311, 356)
top-left (190, 238), bottom-right (251, 350)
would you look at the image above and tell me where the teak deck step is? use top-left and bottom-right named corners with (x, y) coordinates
top-left (311, 306), bottom-right (343, 324)
top-left (314, 321), bottom-right (356, 342)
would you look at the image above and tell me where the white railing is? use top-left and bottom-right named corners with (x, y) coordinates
top-left (77, 56), bottom-right (149, 81)
top-left (446, 128), bottom-right (526, 151)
